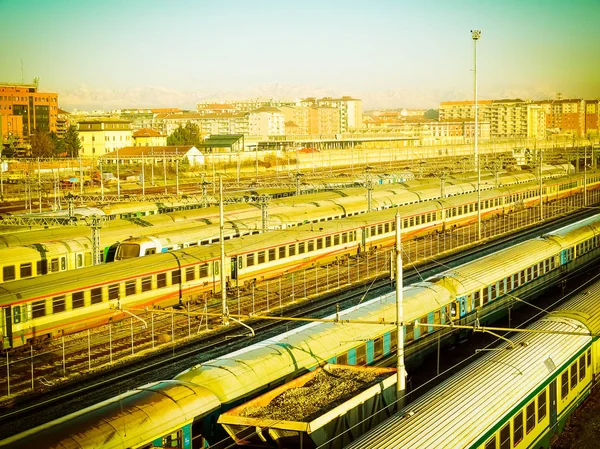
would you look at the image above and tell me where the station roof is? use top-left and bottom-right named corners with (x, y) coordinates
top-left (198, 134), bottom-right (244, 148)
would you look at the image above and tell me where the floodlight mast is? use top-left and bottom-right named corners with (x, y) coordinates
top-left (471, 29), bottom-right (482, 240)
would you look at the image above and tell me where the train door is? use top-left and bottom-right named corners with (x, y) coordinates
top-left (231, 256), bottom-right (239, 280)
top-left (549, 379), bottom-right (558, 434)
top-left (560, 248), bottom-right (572, 266)
top-left (2, 307), bottom-right (12, 349)
top-left (457, 296), bottom-right (467, 317)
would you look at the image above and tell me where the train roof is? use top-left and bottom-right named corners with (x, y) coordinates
top-left (345, 315), bottom-right (591, 449)
top-left (543, 214), bottom-right (600, 247)
top-left (0, 380), bottom-right (220, 449)
top-left (431, 237), bottom-right (561, 295)
top-left (175, 286), bottom-right (451, 404)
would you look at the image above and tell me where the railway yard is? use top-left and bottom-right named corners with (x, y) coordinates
top-left (1, 150), bottom-right (600, 448)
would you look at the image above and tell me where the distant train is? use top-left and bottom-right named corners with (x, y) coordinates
top-left (2, 213), bottom-right (600, 448)
top-left (1, 168), bottom-right (581, 283)
top-left (2, 169), bottom-right (600, 350)
top-left (345, 282), bottom-right (600, 449)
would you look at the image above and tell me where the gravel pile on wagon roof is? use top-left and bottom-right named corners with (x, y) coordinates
top-left (241, 368), bottom-right (388, 422)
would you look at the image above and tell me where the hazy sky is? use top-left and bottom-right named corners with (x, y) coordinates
top-left (1, 0), bottom-right (599, 110)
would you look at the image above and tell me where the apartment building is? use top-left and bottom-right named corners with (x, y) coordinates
top-left (302, 96), bottom-right (363, 133)
top-left (132, 128), bottom-right (167, 147)
top-left (439, 99), bottom-right (545, 139)
top-left (584, 100), bottom-right (600, 135)
top-left (0, 81), bottom-right (58, 143)
top-left (77, 118), bottom-right (132, 156)
top-left (248, 106), bottom-right (285, 138)
top-left (280, 105), bottom-right (340, 135)
top-left (536, 99), bottom-right (585, 136)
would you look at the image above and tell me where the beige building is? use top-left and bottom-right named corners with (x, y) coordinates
top-left (248, 106), bottom-right (285, 138)
top-left (439, 99), bottom-right (546, 139)
top-left (132, 128), bottom-right (167, 147)
top-left (77, 118), bottom-right (132, 156)
top-left (301, 96), bottom-right (363, 133)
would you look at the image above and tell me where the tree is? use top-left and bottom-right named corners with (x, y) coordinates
top-left (29, 129), bottom-right (55, 158)
top-left (50, 132), bottom-right (66, 156)
top-left (167, 121), bottom-right (202, 147)
top-left (64, 125), bottom-right (82, 158)
top-left (424, 109), bottom-right (439, 120)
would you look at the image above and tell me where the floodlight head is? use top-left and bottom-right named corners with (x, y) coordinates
top-left (471, 30), bottom-right (481, 40)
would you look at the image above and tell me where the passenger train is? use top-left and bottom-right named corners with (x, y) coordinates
top-left (345, 280), bottom-right (600, 449)
top-left (2, 213), bottom-right (600, 447)
top-left (1, 167), bottom-right (586, 283)
top-left (1, 169), bottom-right (600, 351)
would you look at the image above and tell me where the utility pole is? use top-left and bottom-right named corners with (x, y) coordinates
top-left (219, 176), bottom-right (229, 326)
top-left (395, 212), bottom-right (405, 408)
top-left (258, 194), bottom-right (270, 232)
top-left (90, 215), bottom-right (102, 265)
top-left (472, 29), bottom-right (482, 241)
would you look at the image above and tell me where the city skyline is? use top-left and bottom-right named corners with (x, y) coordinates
top-left (1, 0), bottom-right (599, 111)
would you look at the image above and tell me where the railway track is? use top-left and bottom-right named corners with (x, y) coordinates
top-left (0, 200), bottom-right (597, 440)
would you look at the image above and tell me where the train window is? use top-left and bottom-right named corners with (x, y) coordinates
top-left (186, 268), bottom-right (196, 282)
top-left (325, 236), bottom-right (332, 247)
top-left (587, 349), bottom-right (592, 367)
top-left (125, 280), bottom-right (136, 296)
top-left (405, 324), bottom-right (414, 343)
top-left (268, 248), bottom-right (276, 261)
top-left (20, 263), bottom-right (32, 278)
top-left (513, 411), bottom-right (523, 446)
top-left (72, 291), bottom-right (84, 309)
top-left (317, 238), bottom-right (323, 250)
top-left (142, 276), bottom-right (152, 292)
top-left (544, 259), bottom-right (549, 273)
top-left (561, 371), bottom-right (569, 399)
top-left (374, 336), bottom-right (383, 359)
top-left (85, 252), bottom-right (92, 266)
top-left (434, 310), bottom-right (441, 324)
top-left (579, 355), bottom-right (586, 381)
top-left (402, 218), bottom-right (408, 229)
top-left (298, 243), bottom-right (305, 254)
top-left (32, 300), bottom-right (46, 318)
top-left (247, 253), bottom-right (255, 267)
top-left (390, 329), bottom-right (398, 351)
top-left (499, 423), bottom-right (510, 449)
top-left (53, 296), bottom-right (66, 314)
top-left (308, 240), bottom-right (315, 251)
top-left (519, 270), bottom-right (525, 285)
top-left (420, 316), bottom-right (428, 333)
top-left (76, 254), bottom-right (83, 268)
top-left (162, 430), bottom-right (183, 448)
top-left (91, 287), bottom-right (103, 304)
top-left (289, 244), bottom-right (296, 256)
top-left (490, 283), bottom-right (497, 300)
top-left (337, 353), bottom-right (348, 365)
top-left (526, 401), bottom-right (535, 434)
top-left (526, 267), bottom-right (532, 281)
top-left (474, 291), bottom-right (480, 307)
top-left (3, 265), bottom-right (15, 282)
top-left (197, 264), bottom-right (208, 279)
top-left (483, 287), bottom-right (489, 305)
top-left (258, 251), bottom-right (266, 264)
top-left (485, 436), bottom-right (496, 449)
top-left (356, 344), bottom-right (366, 365)
top-left (377, 224), bottom-right (383, 235)
top-left (334, 234), bottom-right (340, 245)
top-left (157, 273), bottom-right (167, 288)
top-left (570, 363), bottom-right (578, 389)
top-left (108, 284), bottom-right (119, 300)
top-left (409, 217), bottom-right (414, 227)
top-left (533, 264), bottom-right (538, 278)
top-left (385, 223), bottom-right (390, 233)
top-left (279, 246), bottom-right (286, 258)
top-left (50, 258), bottom-right (59, 272)
top-left (12, 306), bottom-right (21, 324)
top-left (498, 280), bottom-right (505, 297)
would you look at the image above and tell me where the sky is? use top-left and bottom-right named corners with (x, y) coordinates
top-left (1, 0), bottom-right (599, 111)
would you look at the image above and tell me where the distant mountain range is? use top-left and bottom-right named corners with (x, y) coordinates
top-left (56, 83), bottom-right (561, 113)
